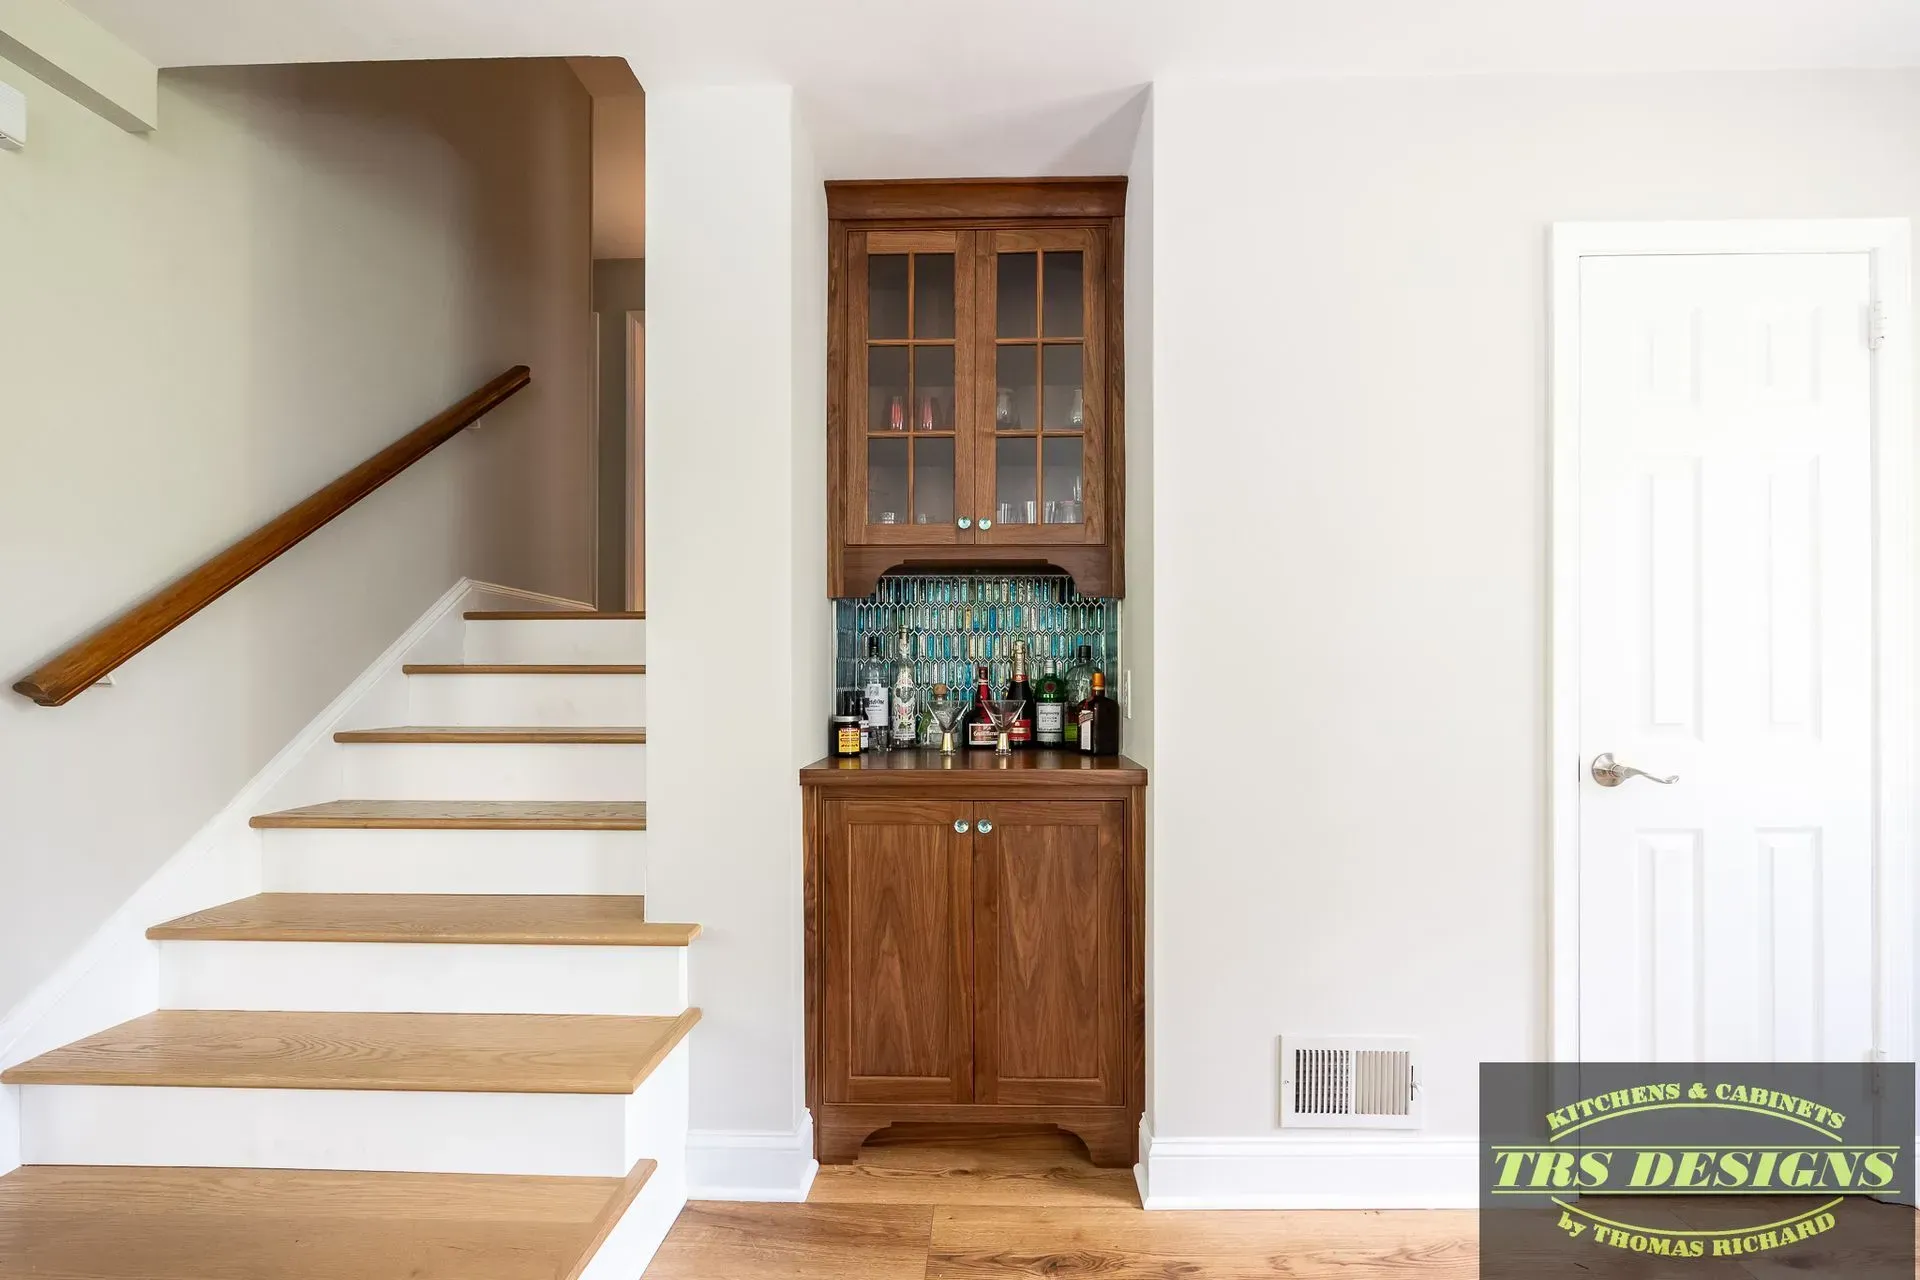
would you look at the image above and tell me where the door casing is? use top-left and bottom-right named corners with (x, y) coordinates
top-left (1547, 219), bottom-right (1915, 1063)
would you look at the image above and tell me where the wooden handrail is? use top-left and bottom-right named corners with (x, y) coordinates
top-left (14, 366), bottom-right (532, 707)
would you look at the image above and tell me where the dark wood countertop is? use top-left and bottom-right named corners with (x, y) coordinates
top-left (801, 748), bottom-right (1147, 787)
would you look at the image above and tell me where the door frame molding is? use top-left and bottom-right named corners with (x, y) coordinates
top-left (1548, 219), bottom-right (1915, 1063)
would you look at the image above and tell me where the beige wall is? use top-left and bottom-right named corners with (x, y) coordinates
top-left (1146, 68), bottom-right (1920, 1141)
top-left (0, 57), bottom-right (592, 1018)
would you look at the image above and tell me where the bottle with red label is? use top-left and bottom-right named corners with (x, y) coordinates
top-left (965, 664), bottom-right (997, 749)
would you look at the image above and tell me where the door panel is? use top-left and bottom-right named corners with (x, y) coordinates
top-left (824, 800), bottom-right (973, 1103)
top-left (973, 227), bottom-right (1104, 545)
top-left (1575, 252), bottom-right (1875, 1062)
top-left (973, 801), bottom-right (1125, 1105)
top-left (847, 230), bottom-right (975, 547)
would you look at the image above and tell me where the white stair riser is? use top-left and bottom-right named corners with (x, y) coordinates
top-left (19, 1040), bottom-right (690, 1177)
top-left (159, 942), bottom-right (688, 1016)
top-left (465, 619), bottom-right (645, 665)
top-left (407, 673), bottom-right (646, 726)
top-left (262, 828), bottom-right (646, 895)
top-left (339, 742), bottom-right (646, 800)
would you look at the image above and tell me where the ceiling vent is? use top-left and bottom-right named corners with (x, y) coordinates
top-left (1280, 1036), bottom-right (1421, 1129)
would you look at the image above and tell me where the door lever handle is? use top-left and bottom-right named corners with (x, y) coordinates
top-left (1591, 753), bottom-right (1678, 788)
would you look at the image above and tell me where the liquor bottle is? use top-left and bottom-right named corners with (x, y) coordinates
top-left (890, 628), bottom-right (918, 749)
top-left (965, 663), bottom-right (997, 749)
top-left (1077, 670), bottom-right (1121, 756)
top-left (1034, 658), bottom-right (1065, 746)
top-left (1062, 644), bottom-right (1096, 746)
top-left (1006, 641), bottom-right (1034, 749)
top-left (861, 635), bottom-right (890, 752)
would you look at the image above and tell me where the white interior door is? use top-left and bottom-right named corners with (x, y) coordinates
top-left (1575, 250), bottom-right (1877, 1062)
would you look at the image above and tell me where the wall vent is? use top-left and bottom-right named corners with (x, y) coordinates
top-left (1280, 1036), bottom-right (1421, 1129)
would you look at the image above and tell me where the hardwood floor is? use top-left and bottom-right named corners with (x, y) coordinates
top-left (645, 1126), bottom-right (1478, 1278)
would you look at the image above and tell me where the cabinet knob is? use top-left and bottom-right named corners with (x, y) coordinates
top-left (978, 518), bottom-right (993, 531)
top-left (977, 819), bottom-right (994, 834)
top-left (953, 819), bottom-right (970, 833)
top-left (957, 517), bottom-right (972, 530)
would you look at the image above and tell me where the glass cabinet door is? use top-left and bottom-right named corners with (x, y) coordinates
top-left (849, 230), bottom-right (972, 544)
top-left (974, 227), bottom-right (1102, 544)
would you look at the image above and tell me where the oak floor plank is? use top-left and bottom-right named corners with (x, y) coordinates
top-left (646, 1202), bottom-right (934, 1280)
top-left (250, 800), bottom-right (647, 830)
top-left (147, 893), bottom-right (697, 947)
top-left (927, 1205), bottom-right (1478, 1278)
top-left (333, 726), bottom-right (647, 744)
top-left (0, 1008), bottom-right (700, 1094)
top-left (810, 1124), bottom-right (1137, 1208)
top-left (0, 1160), bottom-right (653, 1280)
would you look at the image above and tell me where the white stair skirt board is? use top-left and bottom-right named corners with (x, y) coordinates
top-left (465, 618), bottom-right (646, 665)
top-left (579, 1158), bottom-right (685, 1280)
top-left (19, 1038), bottom-right (690, 1178)
top-left (339, 741), bottom-right (647, 801)
top-left (407, 672), bottom-right (647, 726)
top-left (261, 828), bottom-right (647, 895)
top-left (1135, 1124), bottom-right (1479, 1210)
top-left (159, 942), bottom-right (689, 1017)
top-left (687, 1113), bottom-right (820, 1202)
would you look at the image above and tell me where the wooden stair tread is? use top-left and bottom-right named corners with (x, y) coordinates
top-left (402, 663), bottom-right (646, 675)
top-left (148, 894), bottom-right (698, 946)
top-left (465, 609), bottom-right (646, 620)
top-left (251, 800), bottom-right (647, 830)
top-left (0, 1159), bottom-right (653, 1280)
top-left (334, 725), bottom-right (647, 744)
top-left (1, 1008), bottom-right (701, 1094)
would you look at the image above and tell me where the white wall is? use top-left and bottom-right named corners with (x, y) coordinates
top-left (0, 57), bottom-right (592, 1020)
top-left (1121, 94), bottom-right (1157, 1124)
top-left (1147, 69), bottom-right (1920, 1145)
top-left (645, 84), bottom-right (827, 1194)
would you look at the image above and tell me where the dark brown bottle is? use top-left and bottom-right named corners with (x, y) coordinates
top-left (1076, 670), bottom-right (1122, 756)
top-left (1006, 641), bottom-right (1034, 749)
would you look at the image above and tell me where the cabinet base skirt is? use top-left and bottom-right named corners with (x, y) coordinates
top-left (817, 1102), bottom-right (1138, 1168)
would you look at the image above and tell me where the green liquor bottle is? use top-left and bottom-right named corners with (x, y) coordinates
top-left (1034, 657), bottom-right (1066, 746)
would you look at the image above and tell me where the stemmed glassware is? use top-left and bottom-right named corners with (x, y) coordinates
top-left (979, 698), bottom-right (1026, 756)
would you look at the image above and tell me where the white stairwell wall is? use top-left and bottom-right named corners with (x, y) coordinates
top-left (0, 50), bottom-right (596, 1164)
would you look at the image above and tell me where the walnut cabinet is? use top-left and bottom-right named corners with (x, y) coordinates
top-left (801, 752), bottom-right (1145, 1166)
top-left (826, 179), bottom-right (1128, 597)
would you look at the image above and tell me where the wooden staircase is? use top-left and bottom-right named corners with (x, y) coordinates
top-left (0, 609), bottom-right (690, 1278)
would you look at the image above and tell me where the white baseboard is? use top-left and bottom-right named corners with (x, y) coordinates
top-left (686, 1112), bottom-right (819, 1202)
top-left (0, 577), bottom-right (521, 1175)
top-left (1137, 1120), bottom-right (1478, 1210)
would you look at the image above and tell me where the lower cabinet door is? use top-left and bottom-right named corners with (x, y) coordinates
top-left (823, 799), bottom-right (974, 1104)
top-left (972, 800), bottom-right (1127, 1106)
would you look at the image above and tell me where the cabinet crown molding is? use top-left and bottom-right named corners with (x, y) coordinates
top-left (826, 177), bottom-right (1127, 222)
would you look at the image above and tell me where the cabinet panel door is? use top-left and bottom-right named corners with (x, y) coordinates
top-left (973, 800), bottom-right (1126, 1106)
top-left (971, 227), bottom-right (1105, 547)
top-left (847, 229), bottom-right (977, 548)
top-left (824, 799), bottom-right (973, 1104)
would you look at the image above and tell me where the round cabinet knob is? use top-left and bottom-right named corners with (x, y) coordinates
top-left (979, 518), bottom-right (993, 531)
top-left (977, 820), bottom-right (994, 834)
top-left (957, 517), bottom-right (972, 530)
top-left (953, 820), bottom-right (971, 833)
